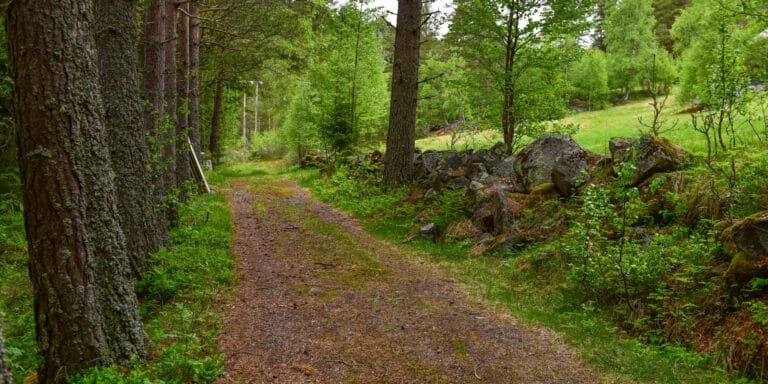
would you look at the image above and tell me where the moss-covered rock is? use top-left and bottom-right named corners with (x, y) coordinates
top-left (514, 134), bottom-right (600, 193)
top-left (721, 211), bottom-right (768, 287)
top-left (552, 151), bottom-right (609, 198)
top-left (631, 135), bottom-right (691, 186)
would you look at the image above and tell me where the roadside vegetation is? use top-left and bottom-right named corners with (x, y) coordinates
top-left (0, 186), bottom-right (235, 383)
top-left (288, 158), bottom-right (757, 383)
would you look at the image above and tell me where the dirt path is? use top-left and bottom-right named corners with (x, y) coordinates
top-left (217, 178), bottom-right (603, 384)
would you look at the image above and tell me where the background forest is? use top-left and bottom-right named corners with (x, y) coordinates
top-left (1, 0), bottom-right (768, 383)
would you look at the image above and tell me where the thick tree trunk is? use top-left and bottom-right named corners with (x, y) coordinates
top-left (96, 0), bottom-right (167, 276)
top-left (210, 74), bottom-right (224, 164)
top-left (176, 3), bottom-right (193, 194)
top-left (8, 1), bottom-right (146, 382)
top-left (142, 1), bottom-right (171, 239)
top-left (0, 312), bottom-right (10, 384)
top-left (383, 0), bottom-right (422, 187)
top-left (189, 0), bottom-right (202, 155)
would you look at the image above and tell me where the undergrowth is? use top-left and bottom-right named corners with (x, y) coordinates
top-left (0, 190), bottom-right (235, 384)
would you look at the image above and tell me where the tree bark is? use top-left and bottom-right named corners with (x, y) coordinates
top-left (8, 1), bottom-right (146, 382)
top-left (383, 0), bottom-right (422, 187)
top-left (189, 0), bottom-right (202, 156)
top-left (96, 0), bottom-right (168, 277)
top-left (176, 2), bottom-right (193, 194)
top-left (0, 311), bottom-right (10, 384)
top-left (210, 73), bottom-right (224, 164)
top-left (142, 0), bottom-right (171, 238)
top-left (143, 1), bottom-right (164, 139)
top-left (163, 0), bottom-right (179, 223)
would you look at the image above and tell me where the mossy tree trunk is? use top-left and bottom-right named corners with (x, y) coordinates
top-left (176, 2), bottom-right (193, 195)
top-left (95, 0), bottom-right (168, 276)
top-left (142, 0), bottom-right (172, 236)
top-left (383, 0), bottom-right (422, 187)
top-left (8, 1), bottom-right (147, 382)
top-left (163, 0), bottom-right (179, 223)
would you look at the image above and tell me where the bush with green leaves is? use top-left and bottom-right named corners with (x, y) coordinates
top-left (564, 162), bottom-right (720, 336)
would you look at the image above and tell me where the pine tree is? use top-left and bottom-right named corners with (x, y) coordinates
top-left (8, 0), bottom-right (146, 381)
top-left (95, 0), bottom-right (168, 276)
top-left (384, 0), bottom-right (422, 186)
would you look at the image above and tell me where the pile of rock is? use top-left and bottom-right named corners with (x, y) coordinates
top-left (409, 134), bottom-right (692, 253)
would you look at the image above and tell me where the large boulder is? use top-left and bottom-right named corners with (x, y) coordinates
top-left (551, 150), bottom-right (608, 197)
top-left (491, 156), bottom-right (517, 179)
top-left (514, 134), bottom-right (602, 194)
top-left (722, 211), bottom-right (768, 288)
top-left (630, 135), bottom-right (691, 186)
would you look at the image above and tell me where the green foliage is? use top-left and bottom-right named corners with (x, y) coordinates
top-left (652, 0), bottom-right (692, 52)
top-left (672, 0), bottom-right (759, 105)
top-left (311, 165), bottom-right (411, 219)
top-left (447, 0), bottom-right (592, 148)
top-left (417, 54), bottom-right (478, 136)
top-left (249, 129), bottom-right (288, 160)
top-left (1, 192), bottom-right (234, 384)
top-left (420, 189), bottom-right (474, 230)
top-left (0, 201), bottom-right (36, 383)
top-left (569, 49), bottom-right (611, 110)
top-left (282, 3), bottom-right (388, 158)
top-left (605, 0), bottom-right (675, 98)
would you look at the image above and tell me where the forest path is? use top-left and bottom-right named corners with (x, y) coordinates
top-left (216, 174), bottom-right (603, 384)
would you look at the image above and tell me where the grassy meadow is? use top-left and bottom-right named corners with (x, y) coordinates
top-left (416, 96), bottom-right (767, 156)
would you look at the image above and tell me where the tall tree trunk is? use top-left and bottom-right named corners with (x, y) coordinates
top-left (189, 0), bottom-right (202, 155)
top-left (8, 1), bottom-right (146, 382)
top-left (142, 0), bottom-right (171, 240)
top-left (0, 311), bottom-right (10, 384)
top-left (383, 0), bottom-right (422, 187)
top-left (96, 0), bottom-right (167, 277)
top-left (143, 1), bottom-right (164, 139)
top-left (176, 3), bottom-right (192, 195)
top-left (163, 0), bottom-right (179, 223)
top-left (210, 73), bottom-right (224, 164)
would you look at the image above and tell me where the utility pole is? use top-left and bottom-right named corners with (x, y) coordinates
top-left (242, 91), bottom-right (247, 160)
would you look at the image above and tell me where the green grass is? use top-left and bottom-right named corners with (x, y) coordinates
top-left (0, 190), bottom-right (236, 384)
top-left (295, 168), bottom-right (755, 383)
top-left (0, 195), bottom-right (36, 382)
top-left (74, 193), bottom-right (235, 383)
top-left (416, 96), bottom-right (767, 156)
